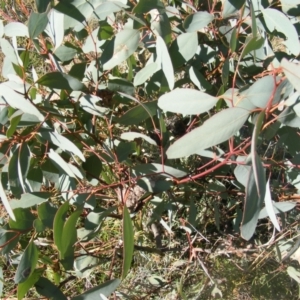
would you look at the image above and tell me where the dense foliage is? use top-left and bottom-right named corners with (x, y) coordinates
top-left (0, 0), bottom-right (300, 298)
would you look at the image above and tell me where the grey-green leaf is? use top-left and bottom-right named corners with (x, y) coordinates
top-left (262, 8), bottom-right (300, 55)
top-left (79, 94), bottom-right (109, 117)
top-left (167, 107), bottom-right (250, 159)
top-left (241, 156), bottom-right (266, 241)
top-left (156, 36), bottom-right (174, 90)
top-left (121, 132), bottom-right (157, 146)
top-left (122, 206), bottom-right (134, 279)
top-left (0, 83), bottom-right (44, 121)
top-left (35, 277), bottom-right (67, 300)
top-left (132, 163), bottom-right (187, 178)
top-left (39, 130), bottom-right (85, 162)
top-left (183, 11), bottom-right (214, 32)
top-left (169, 32), bottom-right (198, 68)
top-left (259, 201), bottom-right (297, 219)
top-left (158, 88), bottom-right (218, 115)
top-left (28, 12), bottom-right (48, 39)
top-left (10, 192), bottom-right (52, 209)
top-left (102, 29), bottom-right (140, 70)
top-left (4, 22), bottom-right (29, 37)
top-left (72, 279), bottom-right (121, 300)
top-left (14, 241), bottom-right (38, 284)
top-left (281, 58), bottom-right (300, 94)
top-left (37, 72), bottom-right (87, 91)
top-left (134, 63), bottom-right (157, 86)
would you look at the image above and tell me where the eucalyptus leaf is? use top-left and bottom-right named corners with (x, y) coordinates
top-left (37, 72), bottom-right (87, 91)
top-left (183, 11), bottom-right (214, 32)
top-left (122, 206), bottom-right (134, 279)
top-left (155, 36), bottom-right (174, 90)
top-left (158, 88), bottom-right (218, 115)
top-left (121, 132), bottom-right (157, 146)
top-left (167, 107), bottom-right (250, 159)
top-left (262, 8), bottom-right (300, 55)
top-left (14, 241), bottom-right (38, 284)
top-left (72, 279), bottom-right (121, 300)
top-left (101, 29), bottom-right (140, 70)
top-left (28, 12), bottom-right (48, 39)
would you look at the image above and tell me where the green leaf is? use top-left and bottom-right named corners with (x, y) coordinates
top-left (121, 132), bottom-right (157, 146)
top-left (222, 0), bottom-right (245, 19)
top-left (259, 201), bottom-right (297, 219)
top-left (116, 141), bottom-right (136, 162)
top-left (133, 0), bottom-right (165, 13)
top-left (134, 63), bottom-right (157, 86)
top-left (167, 107), bottom-right (250, 159)
top-left (36, 0), bottom-right (51, 13)
top-left (240, 34), bottom-right (265, 59)
top-left (158, 88), bottom-right (218, 115)
top-left (37, 72), bottom-right (87, 91)
top-left (8, 143), bottom-right (31, 197)
top-left (17, 268), bottom-right (43, 300)
top-left (39, 130), bottom-right (85, 162)
top-left (18, 143), bottom-right (31, 190)
top-left (242, 76), bottom-right (276, 108)
top-left (36, 202), bottom-right (57, 229)
top-left (264, 180), bottom-right (281, 231)
top-left (156, 36), bottom-right (174, 90)
top-left (48, 149), bottom-right (77, 178)
top-left (35, 277), bottom-right (67, 300)
top-left (132, 163), bottom-right (187, 178)
top-left (7, 114), bottom-right (22, 138)
top-left (183, 11), bottom-right (214, 33)
top-left (20, 50), bottom-right (30, 69)
top-left (74, 255), bottom-right (99, 278)
top-left (234, 157), bottom-right (251, 187)
top-left (0, 83), bottom-right (44, 121)
top-left (151, 12), bottom-right (171, 44)
top-left (46, 9), bottom-right (64, 49)
top-left (281, 58), bottom-right (300, 94)
top-left (4, 22), bottom-right (29, 37)
top-left (122, 206), bottom-right (134, 279)
top-left (94, 1), bottom-right (125, 19)
top-left (28, 12), bottom-right (48, 39)
top-left (0, 225), bottom-right (19, 254)
top-left (53, 201), bottom-right (69, 254)
top-left (54, 1), bottom-right (86, 25)
top-left (72, 279), bottom-right (121, 300)
top-left (79, 94), bottom-right (109, 117)
top-left (108, 78), bottom-right (134, 95)
top-left (230, 27), bottom-right (237, 52)
top-left (169, 32), bottom-right (198, 68)
top-left (82, 155), bottom-right (102, 179)
top-left (262, 8), bottom-right (300, 55)
top-left (241, 156), bottom-right (266, 241)
top-left (0, 176), bottom-right (15, 221)
top-left (251, 110), bottom-right (265, 198)
top-left (60, 209), bottom-right (82, 270)
top-left (98, 20), bottom-right (114, 40)
top-left (54, 45), bottom-right (78, 62)
top-left (0, 38), bottom-right (18, 64)
top-left (14, 241), bottom-right (39, 284)
top-left (287, 266), bottom-right (300, 284)
top-left (9, 208), bottom-right (34, 230)
top-left (41, 159), bottom-right (59, 184)
top-left (101, 29), bottom-right (140, 70)
top-left (118, 101), bottom-right (157, 125)
top-left (189, 66), bottom-right (212, 91)
top-left (10, 192), bottom-right (52, 209)
top-left (27, 167), bottom-right (43, 192)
